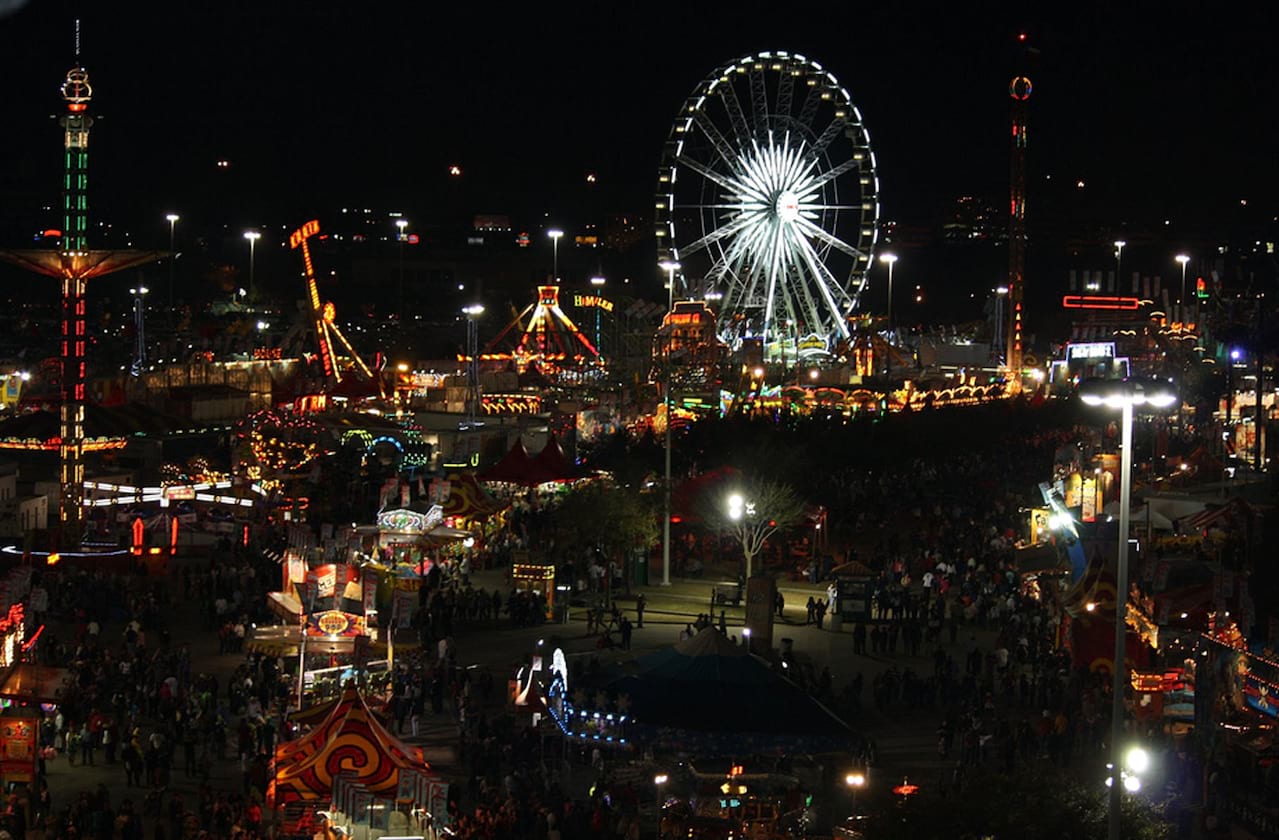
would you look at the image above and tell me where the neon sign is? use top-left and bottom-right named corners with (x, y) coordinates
top-left (572, 294), bottom-right (614, 312)
top-left (1066, 342), bottom-right (1115, 360)
top-left (1062, 295), bottom-right (1140, 310)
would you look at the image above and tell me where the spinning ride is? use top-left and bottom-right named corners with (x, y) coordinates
top-left (656, 50), bottom-right (880, 362)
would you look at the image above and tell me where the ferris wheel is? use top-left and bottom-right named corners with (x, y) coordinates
top-left (656, 50), bottom-right (880, 360)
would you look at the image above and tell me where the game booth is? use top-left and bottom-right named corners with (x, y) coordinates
top-left (256, 561), bottom-right (385, 707)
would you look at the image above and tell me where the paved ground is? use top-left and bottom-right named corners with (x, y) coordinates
top-left (39, 555), bottom-right (982, 834)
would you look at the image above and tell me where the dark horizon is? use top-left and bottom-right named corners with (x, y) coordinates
top-left (0, 1), bottom-right (1276, 339)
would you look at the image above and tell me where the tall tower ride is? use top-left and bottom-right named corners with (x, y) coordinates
top-left (1006, 34), bottom-right (1034, 390)
top-left (0, 28), bottom-right (164, 546)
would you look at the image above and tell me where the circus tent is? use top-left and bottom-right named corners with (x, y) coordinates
top-left (530, 435), bottom-right (580, 482)
top-left (268, 685), bottom-right (431, 806)
top-left (477, 438), bottom-right (549, 485)
top-left (441, 471), bottom-right (506, 521)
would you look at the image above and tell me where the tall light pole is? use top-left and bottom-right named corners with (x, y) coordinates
top-left (879, 252), bottom-right (898, 327)
top-left (462, 304), bottom-right (485, 430)
top-left (396, 219), bottom-right (409, 322)
top-left (590, 275), bottom-right (605, 354)
top-left (243, 230), bottom-right (261, 302)
top-left (994, 286), bottom-right (1009, 365)
top-left (547, 228), bottom-right (564, 282)
top-left (1175, 253), bottom-right (1190, 313)
top-left (1114, 240), bottom-right (1126, 292)
top-left (653, 774), bottom-right (668, 838)
top-left (129, 285), bottom-right (148, 376)
top-left (658, 260), bottom-right (681, 586)
top-left (1079, 378), bottom-right (1177, 840)
top-left (165, 213), bottom-right (179, 311)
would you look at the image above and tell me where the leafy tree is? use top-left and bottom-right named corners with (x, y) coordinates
top-left (698, 476), bottom-right (806, 579)
top-left (553, 481), bottom-right (658, 591)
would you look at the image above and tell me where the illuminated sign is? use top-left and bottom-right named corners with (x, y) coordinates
top-left (163, 485), bottom-right (196, 501)
top-left (1062, 295), bottom-right (1140, 310)
top-left (1066, 342), bottom-right (1116, 360)
top-left (253, 347), bottom-right (283, 360)
top-left (307, 610), bottom-right (366, 637)
top-left (376, 505), bottom-right (443, 533)
top-left (572, 294), bottom-right (614, 312)
top-left (289, 219), bottom-right (320, 249)
top-left (667, 312), bottom-right (702, 325)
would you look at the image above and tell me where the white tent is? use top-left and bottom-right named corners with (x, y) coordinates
top-left (1101, 501), bottom-right (1175, 531)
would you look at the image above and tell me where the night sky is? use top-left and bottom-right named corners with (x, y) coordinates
top-left (0, 2), bottom-right (1275, 284)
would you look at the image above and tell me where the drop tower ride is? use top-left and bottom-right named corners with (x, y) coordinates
top-left (0, 28), bottom-right (164, 545)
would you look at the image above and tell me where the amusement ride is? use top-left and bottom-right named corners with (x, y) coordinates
top-left (656, 50), bottom-right (881, 365)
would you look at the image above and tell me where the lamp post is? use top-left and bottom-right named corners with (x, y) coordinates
top-left (1175, 253), bottom-right (1190, 313)
top-left (165, 213), bottom-right (179, 310)
top-left (243, 230), bottom-right (261, 302)
top-left (547, 229), bottom-right (564, 282)
top-left (994, 286), bottom-right (1009, 365)
top-left (590, 275), bottom-right (605, 354)
top-left (129, 285), bottom-right (148, 376)
top-left (1079, 378), bottom-right (1177, 840)
top-left (396, 219), bottom-right (409, 322)
top-left (657, 260), bottom-right (681, 586)
top-left (845, 771), bottom-right (866, 813)
top-left (462, 304), bottom-right (485, 430)
top-left (653, 774), bottom-right (668, 839)
top-left (879, 252), bottom-right (898, 328)
top-left (1114, 240), bottom-right (1126, 291)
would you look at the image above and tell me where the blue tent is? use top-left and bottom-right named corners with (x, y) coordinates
top-left (597, 628), bottom-right (852, 745)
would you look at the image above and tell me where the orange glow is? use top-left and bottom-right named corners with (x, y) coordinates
top-left (131, 517), bottom-right (144, 556)
top-left (46, 553), bottom-right (60, 567)
top-left (1062, 295), bottom-right (1141, 311)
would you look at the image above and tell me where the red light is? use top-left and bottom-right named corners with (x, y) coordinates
top-left (670, 516), bottom-right (683, 524)
top-left (1062, 295), bottom-right (1141, 311)
top-left (1018, 32), bottom-right (1027, 41)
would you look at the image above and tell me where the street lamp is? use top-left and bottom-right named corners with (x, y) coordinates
top-left (1175, 253), bottom-right (1191, 312)
top-left (657, 260), bottom-right (681, 587)
top-left (165, 213), bottom-right (179, 310)
top-left (590, 275), bottom-right (606, 354)
top-left (1114, 240), bottom-right (1126, 290)
top-left (547, 229), bottom-right (564, 281)
top-left (845, 771), bottom-right (866, 811)
top-left (462, 304), bottom-right (485, 429)
top-left (243, 230), bottom-right (261, 301)
top-left (1079, 378), bottom-right (1176, 840)
top-left (396, 219), bottom-right (409, 322)
top-left (994, 286), bottom-right (1009, 364)
top-left (878, 252), bottom-right (898, 327)
top-left (654, 774), bottom-right (669, 839)
top-left (129, 285), bottom-right (148, 376)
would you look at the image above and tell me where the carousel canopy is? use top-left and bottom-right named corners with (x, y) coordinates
top-left (269, 685), bottom-right (429, 806)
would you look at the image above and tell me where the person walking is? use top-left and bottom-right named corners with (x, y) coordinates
top-left (815, 599), bottom-right (827, 630)
top-left (635, 593), bottom-right (646, 628)
top-left (775, 590), bottom-right (785, 619)
top-left (806, 597), bottom-right (816, 625)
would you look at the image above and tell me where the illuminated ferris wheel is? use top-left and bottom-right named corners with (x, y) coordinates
top-left (656, 50), bottom-right (880, 360)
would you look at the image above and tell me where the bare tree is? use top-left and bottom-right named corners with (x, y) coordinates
top-left (699, 476), bottom-right (806, 579)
